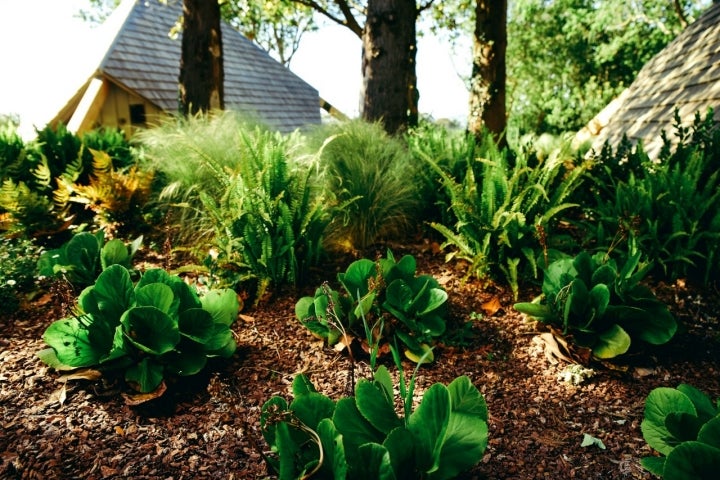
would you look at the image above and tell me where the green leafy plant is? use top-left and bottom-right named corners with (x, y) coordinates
top-left (0, 236), bottom-right (41, 315)
top-left (296, 250), bottom-right (448, 362)
top-left (640, 384), bottom-right (720, 479)
top-left (37, 230), bottom-right (142, 288)
top-left (514, 250), bottom-right (677, 360)
top-left (584, 110), bottom-right (720, 284)
top-left (38, 264), bottom-right (239, 394)
top-left (307, 119), bottom-right (422, 252)
top-left (419, 131), bottom-right (587, 299)
top-left (260, 348), bottom-right (488, 479)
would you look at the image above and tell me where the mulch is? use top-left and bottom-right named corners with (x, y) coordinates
top-left (1, 243), bottom-right (719, 479)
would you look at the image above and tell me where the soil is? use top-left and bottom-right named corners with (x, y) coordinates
top-left (1, 242), bottom-right (719, 480)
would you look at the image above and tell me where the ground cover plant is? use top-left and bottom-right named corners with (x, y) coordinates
top-left (1, 117), bottom-right (719, 479)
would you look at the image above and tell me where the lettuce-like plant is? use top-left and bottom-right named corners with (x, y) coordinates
top-left (640, 384), bottom-right (720, 479)
top-left (261, 363), bottom-right (488, 479)
top-left (37, 230), bottom-right (142, 287)
top-left (38, 264), bottom-right (239, 393)
top-left (514, 250), bottom-right (676, 359)
top-left (296, 251), bottom-right (448, 362)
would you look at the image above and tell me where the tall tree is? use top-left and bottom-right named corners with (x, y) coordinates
top-left (179, 0), bottom-right (224, 115)
top-left (468, 0), bottom-right (506, 144)
top-left (288, 0), bottom-right (430, 134)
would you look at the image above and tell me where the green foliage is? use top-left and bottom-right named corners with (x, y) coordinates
top-left (38, 264), bottom-right (239, 394)
top-left (37, 230), bottom-right (142, 288)
top-left (584, 110), bottom-right (720, 284)
top-left (421, 132), bottom-right (586, 299)
top-left (514, 250), bottom-right (677, 359)
top-left (307, 120), bottom-right (422, 252)
top-left (137, 112), bottom-right (331, 295)
top-left (0, 236), bottom-right (41, 315)
top-left (640, 384), bottom-right (720, 479)
top-left (296, 250), bottom-right (449, 362)
top-left (261, 363), bottom-right (488, 479)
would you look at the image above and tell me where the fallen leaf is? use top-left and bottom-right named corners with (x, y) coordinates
top-left (57, 369), bottom-right (102, 382)
top-left (115, 426), bottom-right (125, 436)
top-left (122, 382), bottom-right (167, 405)
top-left (481, 296), bottom-right (502, 316)
top-left (581, 433), bottom-right (606, 450)
top-left (238, 314), bottom-right (255, 323)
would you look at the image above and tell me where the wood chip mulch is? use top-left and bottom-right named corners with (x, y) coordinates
top-left (1, 245), bottom-right (719, 479)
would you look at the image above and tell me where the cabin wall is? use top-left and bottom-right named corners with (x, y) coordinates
top-left (95, 83), bottom-right (165, 137)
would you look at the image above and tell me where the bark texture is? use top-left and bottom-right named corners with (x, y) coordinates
top-left (361, 0), bottom-right (418, 134)
top-left (179, 0), bottom-right (224, 116)
top-left (469, 0), bottom-right (507, 145)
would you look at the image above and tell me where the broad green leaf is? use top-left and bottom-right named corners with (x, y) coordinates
top-left (665, 412), bottom-right (704, 442)
top-left (338, 259), bottom-right (376, 298)
top-left (355, 379), bottom-right (402, 434)
top-left (677, 384), bottom-right (718, 422)
top-left (135, 283), bottom-right (176, 314)
top-left (386, 280), bottom-right (414, 311)
top-left (383, 427), bottom-right (415, 478)
top-left (120, 306), bottom-right (179, 355)
top-left (513, 302), bottom-right (554, 319)
top-left (591, 263), bottom-right (616, 286)
top-left (418, 314), bottom-right (446, 337)
top-left (640, 456), bottom-right (666, 476)
top-left (592, 324), bottom-right (631, 359)
top-left (202, 323), bottom-right (234, 352)
top-left (178, 308), bottom-right (215, 343)
top-left (291, 392), bottom-right (335, 431)
top-left (569, 279), bottom-right (589, 316)
top-left (407, 383), bottom-right (451, 473)
top-left (137, 269), bottom-right (201, 311)
top-left (41, 316), bottom-right (105, 367)
top-left (698, 417), bottom-right (720, 449)
top-left (588, 283), bottom-right (610, 318)
top-left (317, 418), bottom-right (347, 479)
top-left (642, 387), bottom-right (697, 455)
top-left (162, 350), bottom-right (207, 376)
top-left (431, 412), bottom-right (488, 480)
top-left (417, 288), bottom-right (448, 316)
top-left (373, 365), bottom-right (394, 405)
top-left (333, 398), bottom-right (384, 464)
top-left (580, 433), bottom-right (606, 449)
top-left (447, 376), bottom-right (488, 420)
top-left (100, 238), bottom-right (130, 270)
top-left (80, 264), bottom-right (135, 328)
top-left (124, 357), bottom-right (164, 392)
top-left (354, 443), bottom-right (396, 480)
top-left (274, 421), bottom-right (301, 480)
top-left (200, 289), bottom-right (239, 326)
top-left (663, 441), bottom-right (720, 480)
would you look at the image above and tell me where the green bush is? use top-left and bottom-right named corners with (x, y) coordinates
top-left (137, 112), bottom-right (331, 297)
top-left (306, 120), bottom-right (422, 252)
top-left (514, 250), bottom-right (677, 359)
top-left (421, 132), bottom-right (587, 299)
top-left (0, 236), bottom-right (41, 315)
top-left (38, 264), bottom-right (239, 394)
top-left (296, 250), bottom-right (448, 363)
top-left (261, 349), bottom-right (488, 479)
top-left (640, 384), bottom-right (720, 479)
top-left (583, 110), bottom-right (720, 284)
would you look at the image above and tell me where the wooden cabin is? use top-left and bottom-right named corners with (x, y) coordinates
top-left (51, 0), bottom-right (321, 137)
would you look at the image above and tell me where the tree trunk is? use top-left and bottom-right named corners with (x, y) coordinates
top-left (361, 0), bottom-right (418, 134)
top-left (468, 0), bottom-right (507, 146)
top-left (179, 0), bottom-right (224, 116)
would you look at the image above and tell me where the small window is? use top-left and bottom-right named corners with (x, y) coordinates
top-left (129, 104), bottom-right (146, 125)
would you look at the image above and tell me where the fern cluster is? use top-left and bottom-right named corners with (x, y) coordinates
top-left (586, 109), bottom-right (720, 284)
top-left (421, 132), bottom-right (587, 298)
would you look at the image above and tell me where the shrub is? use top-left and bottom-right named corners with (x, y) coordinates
top-left (296, 250), bottom-right (449, 363)
top-left (514, 250), bottom-right (677, 360)
top-left (421, 132), bottom-right (587, 299)
top-left (583, 110), bottom-right (720, 284)
top-left (261, 347), bottom-right (488, 479)
top-left (640, 384), bottom-right (720, 479)
top-left (0, 236), bottom-right (41, 315)
top-left (38, 264), bottom-right (240, 394)
top-left (306, 120), bottom-right (422, 252)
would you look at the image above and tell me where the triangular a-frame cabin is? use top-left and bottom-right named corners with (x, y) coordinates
top-left (580, 2), bottom-right (720, 158)
top-left (51, 0), bottom-right (321, 136)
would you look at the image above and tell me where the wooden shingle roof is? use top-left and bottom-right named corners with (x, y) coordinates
top-left (586, 2), bottom-right (720, 158)
top-left (89, 0), bottom-right (320, 132)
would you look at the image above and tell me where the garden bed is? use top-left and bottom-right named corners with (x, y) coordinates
top-left (1, 244), bottom-right (719, 479)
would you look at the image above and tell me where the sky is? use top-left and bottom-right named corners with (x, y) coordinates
top-left (0, 0), bottom-right (470, 138)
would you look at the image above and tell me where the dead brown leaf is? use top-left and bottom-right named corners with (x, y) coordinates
top-left (481, 296), bottom-right (502, 316)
